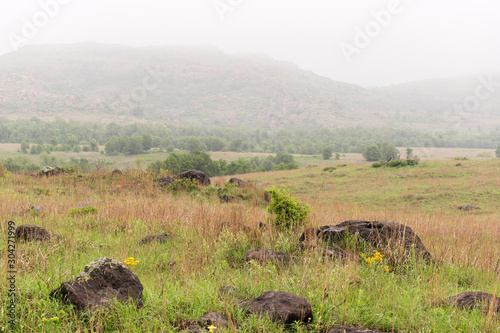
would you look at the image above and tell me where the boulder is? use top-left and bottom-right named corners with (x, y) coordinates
top-left (40, 166), bottom-right (63, 176)
top-left (157, 176), bottom-right (175, 188)
top-left (300, 220), bottom-right (432, 260)
top-left (111, 169), bottom-right (122, 176)
top-left (228, 177), bottom-right (246, 187)
top-left (244, 248), bottom-right (292, 265)
top-left (49, 257), bottom-right (143, 312)
top-left (220, 195), bottom-right (243, 203)
top-left (444, 291), bottom-right (500, 312)
top-left (15, 224), bottom-right (54, 242)
top-left (242, 291), bottom-right (313, 326)
top-left (458, 205), bottom-right (480, 211)
top-left (327, 327), bottom-right (388, 333)
top-left (178, 170), bottom-right (210, 186)
top-left (139, 232), bottom-right (171, 245)
top-left (197, 312), bottom-right (230, 330)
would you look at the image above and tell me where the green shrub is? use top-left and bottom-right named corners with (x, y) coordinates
top-left (322, 166), bottom-right (336, 172)
top-left (372, 162), bottom-right (383, 168)
top-left (386, 159), bottom-right (418, 167)
top-left (265, 186), bottom-right (310, 229)
top-left (69, 206), bottom-right (98, 216)
top-left (167, 178), bottom-right (197, 194)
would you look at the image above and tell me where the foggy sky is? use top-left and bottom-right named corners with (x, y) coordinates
top-left (0, 0), bottom-right (499, 86)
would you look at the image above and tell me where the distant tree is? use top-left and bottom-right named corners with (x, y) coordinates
top-left (49, 136), bottom-right (58, 146)
top-left (90, 139), bottom-right (99, 152)
top-left (124, 137), bottom-right (143, 155)
top-left (335, 152), bottom-right (340, 160)
top-left (496, 146), bottom-right (500, 158)
top-left (322, 147), bottom-right (333, 160)
top-left (20, 139), bottom-right (30, 154)
top-left (406, 147), bottom-right (414, 159)
top-left (105, 137), bottom-right (120, 155)
top-left (65, 134), bottom-right (79, 148)
top-left (274, 152), bottom-right (295, 165)
top-left (379, 142), bottom-right (399, 162)
top-left (229, 139), bottom-right (243, 152)
top-left (363, 145), bottom-right (382, 162)
top-left (72, 144), bottom-right (82, 153)
top-left (142, 134), bottom-right (153, 151)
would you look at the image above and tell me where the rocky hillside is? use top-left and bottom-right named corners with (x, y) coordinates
top-left (0, 43), bottom-right (498, 132)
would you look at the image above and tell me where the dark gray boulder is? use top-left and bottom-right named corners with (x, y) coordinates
top-left (444, 291), bottom-right (500, 312)
top-left (458, 205), bottom-right (480, 211)
top-left (300, 220), bottom-right (432, 261)
top-left (15, 224), bottom-right (54, 242)
top-left (242, 291), bottom-right (313, 326)
top-left (139, 232), bottom-right (171, 245)
top-left (49, 257), bottom-right (143, 312)
top-left (228, 177), bottom-right (246, 187)
top-left (178, 170), bottom-right (210, 186)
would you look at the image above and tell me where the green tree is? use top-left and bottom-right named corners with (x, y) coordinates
top-left (90, 139), bottom-right (99, 152)
top-left (322, 147), bottom-right (333, 160)
top-left (72, 145), bottom-right (82, 153)
top-left (20, 139), bottom-right (30, 154)
top-left (105, 137), bottom-right (120, 155)
top-left (379, 142), bottom-right (399, 162)
top-left (362, 145), bottom-right (382, 162)
top-left (124, 137), bottom-right (143, 155)
top-left (496, 146), bottom-right (500, 158)
top-left (142, 134), bottom-right (153, 151)
top-left (335, 152), bottom-right (340, 160)
top-left (406, 147), bottom-right (414, 159)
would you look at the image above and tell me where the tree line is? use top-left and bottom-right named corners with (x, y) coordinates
top-left (1, 117), bottom-right (500, 156)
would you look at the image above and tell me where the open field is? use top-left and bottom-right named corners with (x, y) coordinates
top-left (0, 143), bottom-right (497, 171)
top-left (1, 160), bottom-right (500, 332)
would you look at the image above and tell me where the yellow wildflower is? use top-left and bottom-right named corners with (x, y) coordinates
top-left (50, 317), bottom-right (59, 322)
top-left (208, 325), bottom-right (217, 332)
top-left (384, 266), bottom-right (390, 272)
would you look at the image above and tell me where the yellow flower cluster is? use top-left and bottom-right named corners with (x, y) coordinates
top-left (208, 325), bottom-right (217, 332)
top-left (364, 250), bottom-right (384, 264)
top-left (42, 317), bottom-right (59, 323)
top-left (124, 257), bottom-right (139, 266)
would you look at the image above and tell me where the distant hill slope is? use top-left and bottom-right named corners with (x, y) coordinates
top-left (0, 43), bottom-right (498, 132)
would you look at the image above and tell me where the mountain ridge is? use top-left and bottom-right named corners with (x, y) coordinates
top-left (0, 43), bottom-right (498, 132)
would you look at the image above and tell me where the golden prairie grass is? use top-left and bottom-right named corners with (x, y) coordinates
top-left (0, 161), bottom-right (499, 332)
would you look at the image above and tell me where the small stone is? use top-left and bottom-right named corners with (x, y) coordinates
top-left (197, 312), bottom-right (229, 330)
top-left (139, 232), bottom-right (171, 245)
top-left (15, 224), bottom-right (53, 242)
top-left (242, 291), bottom-right (313, 326)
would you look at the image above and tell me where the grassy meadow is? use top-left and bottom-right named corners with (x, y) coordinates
top-left (1, 159), bottom-right (500, 332)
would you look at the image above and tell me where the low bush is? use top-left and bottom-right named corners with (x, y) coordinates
top-left (265, 186), bottom-right (310, 229)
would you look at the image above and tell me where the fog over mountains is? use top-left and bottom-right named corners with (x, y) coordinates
top-left (0, 43), bottom-right (498, 133)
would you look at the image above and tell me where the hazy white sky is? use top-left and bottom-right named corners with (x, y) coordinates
top-left (0, 0), bottom-right (498, 86)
